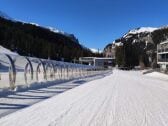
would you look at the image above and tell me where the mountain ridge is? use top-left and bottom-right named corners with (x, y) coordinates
top-left (0, 10), bottom-right (78, 43)
top-left (0, 12), bottom-right (96, 61)
top-left (105, 26), bottom-right (168, 68)
top-left (0, 11), bottom-right (13, 20)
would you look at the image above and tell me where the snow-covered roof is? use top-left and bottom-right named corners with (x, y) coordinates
top-left (160, 40), bottom-right (168, 45)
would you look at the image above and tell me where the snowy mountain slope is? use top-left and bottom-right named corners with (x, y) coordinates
top-left (0, 11), bottom-right (13, 20)
top-left (0, 70), bottom-right (168, 126)
top-left (106, 26), bottom-right (159, 49)
top-left (90, 48), bottom-right (102, 53)
top-left (47, 26), bottom-right (70, 36)
top-left (114, 26), bottom-right (168, 47)
top-left (0, 11), bottom-right (92, 59)
top-left (122, 27), bottom-right (158, 39)
top-left (111, 26), bottom-right (168, 67)
top-left (19, 21), bottom-right (72, 37)
top-left (128, 27), bottom-right (158, 34)
top-left (27, 23), bottom-right (68, 36)
top-left (0, 45), bottom-right (18, 55)
top-left (122, 27), bottom-right (158, 40)
top-left (0, 10), bottom-right (75, 40)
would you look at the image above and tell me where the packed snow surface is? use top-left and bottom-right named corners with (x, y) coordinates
top-left (0, 74), bottom-right (106, 116)
top-left (145, 71), bottom-right (168, 81)
top-left (0, 70), bottom-right (168, 126)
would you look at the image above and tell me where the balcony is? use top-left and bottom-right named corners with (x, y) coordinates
top-left (158, 48), bottom-right (168, 53)
top-left (157, 42), bottom-right (168, 53)
top-left (158, 58), bottom-right (168, 62)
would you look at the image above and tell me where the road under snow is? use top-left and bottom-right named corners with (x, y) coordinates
top-left (0, 70), bottom-right (168, 126)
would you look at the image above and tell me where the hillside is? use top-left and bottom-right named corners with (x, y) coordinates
top-left (0, 45), bottom-right (18, 56)
top-left (111, 26), bottom-right (168, 68)
top-left (0, 15), bottom-right (94, 61)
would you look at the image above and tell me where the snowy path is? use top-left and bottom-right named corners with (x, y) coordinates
top-left (0, 70), bottom-right (168, 126)
top-left (0, 74), bottom-right (107, 118)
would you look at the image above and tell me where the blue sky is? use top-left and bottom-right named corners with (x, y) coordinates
top-left (0, 0), bottom-right (168, 50)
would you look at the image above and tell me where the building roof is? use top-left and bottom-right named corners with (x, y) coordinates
top-left (79, 57), bottom-right (114, 60)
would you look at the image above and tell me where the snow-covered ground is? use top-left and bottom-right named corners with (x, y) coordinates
top-left (0, 70), bottom-right (168, 126)
top-left (145, 71), bottom-right (168, 81)
top-left (0, 73), bottom-right (109, 118)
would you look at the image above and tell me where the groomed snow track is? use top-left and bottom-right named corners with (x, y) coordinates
top-left (0, 70), bottom-right (168, 126)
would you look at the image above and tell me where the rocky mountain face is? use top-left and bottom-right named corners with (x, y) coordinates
top-left (109, 27), bottom-right (168, 68)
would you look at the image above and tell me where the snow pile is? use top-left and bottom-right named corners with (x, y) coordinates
top-left (0, 45), bottom-right (18, 55)
top-left (145, 71), bottom-right (168, 81)
top-left (1, 70), bottom-right (168, 126)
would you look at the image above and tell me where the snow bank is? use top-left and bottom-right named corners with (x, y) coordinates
top-left (145, 71), bottom-right (168, 81)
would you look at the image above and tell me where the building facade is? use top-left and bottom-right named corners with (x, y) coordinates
top-left (79, 57), bottom-right (114, 68)
top-left (157, 40), bottom-right (168, 71)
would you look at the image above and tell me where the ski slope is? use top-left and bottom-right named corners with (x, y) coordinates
top-left (0, 70), bottom-right (168, 126)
